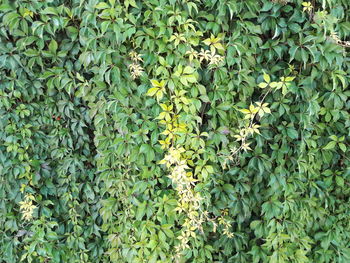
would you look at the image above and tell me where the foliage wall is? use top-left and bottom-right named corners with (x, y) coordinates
top-left (0, 0), bottom-right (350, 262)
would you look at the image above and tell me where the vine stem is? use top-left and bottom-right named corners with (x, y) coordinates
top-left (238, 85), bottom-right (274, 153)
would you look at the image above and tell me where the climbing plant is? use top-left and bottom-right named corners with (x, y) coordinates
top-left (0, 0), bottom-right (350, 263)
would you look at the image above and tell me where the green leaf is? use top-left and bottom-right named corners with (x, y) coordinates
top-left (48, 39), bottom-right (57, 53)
top-left (223, 184), bottom-right (235, 195)
top-left (263, 73), bottom-right (270, 83)
top-left (95, 2), bottom-right (110, 9)
top-left (336, 176), bottom-right (344, 187)
top-left (287, 128), bottom-right (298, 139)
top-left (183, 66), bottom-right (195, 74)
top-left (186, 75), bottom-right (197, 83)
top-left (339, 143), bottom-right (346, 152)
top-left (258, 82), bottom-right (268, 89)
top-left (146, 87), bottom-right (159, 96)
top-left (136, 202), bottom-right (146, 220)
top-left (323, 141), bottom-right (337, 150)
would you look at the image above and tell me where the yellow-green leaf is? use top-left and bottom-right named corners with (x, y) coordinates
top-left (263, 73), bottom-right (270, 83)
top-left (146, 87), bottom-right (159, 96)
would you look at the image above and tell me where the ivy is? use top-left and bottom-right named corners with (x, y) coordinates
top-left (1, 0), bottom-right (350, 263)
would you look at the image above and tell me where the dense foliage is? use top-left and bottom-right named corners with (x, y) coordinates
top-left (0, 0), bottom-right (350, 262)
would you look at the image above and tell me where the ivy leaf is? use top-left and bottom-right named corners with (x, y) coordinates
top-left (263, 73), bottom-right (270, 83)
top-left (48, 40), bottom-right (57, 53)
top-left (136, 202), bottom-right (147, 220)
top-left (95, 2), bottom-right (110, 9)
top-left (335, 176), bottom-right (344, 187)
top-left (258, 82), bottom-right (268, 89)
top-left (339, 143), bottom-right (346, 152)
top-left (183, 66), bottom-right (195, 74)
top-left (287, 128), bottom-right (298, 139)
top-left (323, 141), bottom-right (337, 150)
top-left (146, 87), bottom-right (159, 96)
